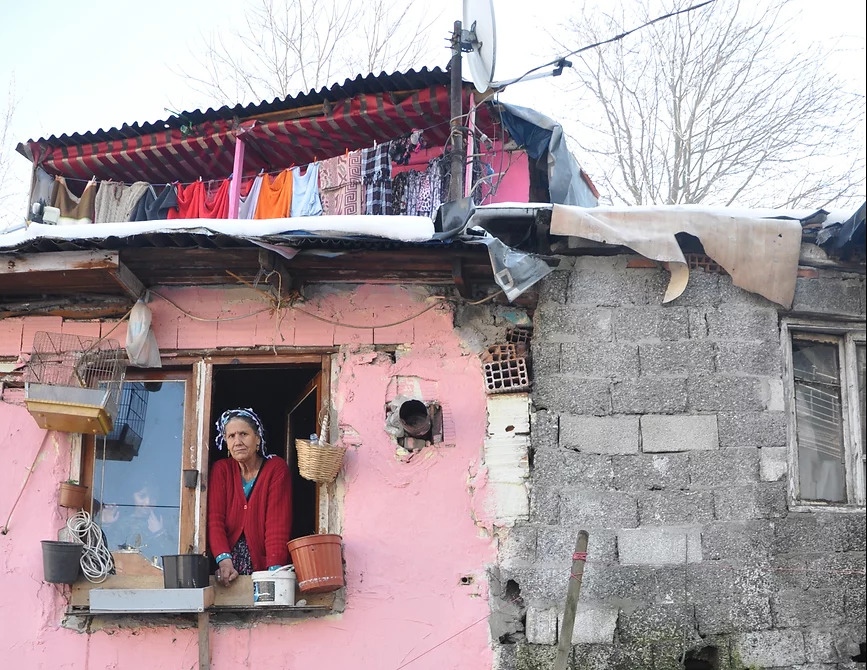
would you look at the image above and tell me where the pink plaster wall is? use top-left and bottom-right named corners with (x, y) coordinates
top-left (0, 284), bottom-right (496, 670)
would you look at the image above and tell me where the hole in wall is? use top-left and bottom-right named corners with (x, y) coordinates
top-left (459, 575), bottom-right (474, 586)
top-left (852, 642), bottom-right (866, 663)
top-left (505, 425), bottom-right (515, 432)
top-left (683, 646), bottom-right (719, 670)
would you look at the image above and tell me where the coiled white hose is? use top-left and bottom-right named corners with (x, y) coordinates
top-left (66, 510), bottom-right (114, 583)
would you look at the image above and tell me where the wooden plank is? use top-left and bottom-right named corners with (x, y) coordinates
top-left (553, 530), bottom-right (589, 670)
top-left (198, 612), bottom-right (211, 670)
top-left (106, 259), bottom-right (146, 300)
top-left (0, 250), bottom-right (120, 275)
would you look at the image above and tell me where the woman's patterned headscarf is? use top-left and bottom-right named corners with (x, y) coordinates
top-left (215, 408), bottom-right (270, 457)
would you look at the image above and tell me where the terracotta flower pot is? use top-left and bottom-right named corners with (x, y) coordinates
top-left (286, 534), bottom-right (344, 594)
top-left (58, 482), bottom-right (88, 509)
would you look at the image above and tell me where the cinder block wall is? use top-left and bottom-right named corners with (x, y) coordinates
top-left (497, 256), bottom-right (866, 670)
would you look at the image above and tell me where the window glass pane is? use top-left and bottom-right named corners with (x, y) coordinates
top-left (792, 338), bottom-right (846, 503)
top-left (93, 380), bottom-right (185, 566)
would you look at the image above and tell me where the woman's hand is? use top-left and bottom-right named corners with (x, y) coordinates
top-left (216, 557), bottom-right (239, 587)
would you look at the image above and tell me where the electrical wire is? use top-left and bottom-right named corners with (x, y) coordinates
top-left (66, 510), bottom-right (114, 583)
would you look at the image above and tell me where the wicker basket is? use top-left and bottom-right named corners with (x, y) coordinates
top-left (296, 439), bottom-right (347, 483)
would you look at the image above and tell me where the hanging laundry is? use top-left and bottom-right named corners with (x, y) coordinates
top-left (361, 143), bottom-right (393, 215)
top-left (31, 167), bottom-right (55, 210)
top-left (171, 181), bottom-right (203, 219)
top-left (94, 181), bottom-right (150, 223)
top-left (51, 177), bottom-right (98, 224)
top-left (254, 169), bottom-right (293, 219)
top-left (170, 179), bottom-right (230, 219)
top-left (318, 151), bottom-right (363, 216)
top-left (131, 184), bottom-right (179, 221)
top-left (238, 174), bottom-right (264, 219)
top-left (290, 164), bottom-right (322, 217)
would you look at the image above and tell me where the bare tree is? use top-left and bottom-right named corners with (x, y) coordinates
top-left (0, 80), bottom-right (18, 213)
top-left (182, 0), bottom-right (443, 106)
top-left (556, 0), bottom-right (865, 209)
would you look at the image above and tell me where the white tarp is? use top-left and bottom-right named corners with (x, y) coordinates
top-left (0, 215), bottom-right (436, 249)
top-left (550, 204), bottom-right (804, 307)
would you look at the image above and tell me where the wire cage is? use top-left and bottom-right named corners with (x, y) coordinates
top-left (24, 331), bottom-right (127, 435)
top-left (101, 382), bottom-right (148, 460)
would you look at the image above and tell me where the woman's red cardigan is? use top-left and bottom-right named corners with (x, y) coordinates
top-left (207, 456), bottom-right (292, 571)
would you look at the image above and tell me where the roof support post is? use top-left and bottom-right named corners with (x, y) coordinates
top-left (449, 21), bottom-right (466, 203)
top-left (228, 135), bottom-right (246, 219)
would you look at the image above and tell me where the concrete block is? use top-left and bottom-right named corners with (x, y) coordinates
top-left (530, 342), bottom-right (561, 375)
top-left (688, 307), bottom-right (711, 339)
top-left (791, 275), bottom-right (864, 318)
top-left (560, 491), bottom-right (639, 529)
top-left (638, 490), bottom-right (715, 524)
top-left (487, 481), bottom-right (530, 524)
top-left (611, 453), bottom-right (690, 491)
top-left (734, 628), bottom-right (807, 668)
top-left (618, 526), bottom-right (702, 565)
top-left (804, 625), bottom-right (867, 663)
top-left (499, 566), bottom-right (568, 603)
top-left (611, 377), bottom-right (688, 414)
top-left (536, 526), bottom-right (618, 566)
top-left (534, 305), bottom-right (613, 343)
top-left (567, 258), bottom-right (669, 307)
top-left (715, 340), bottom-right (782, 375)
top-left (717, 411), bottom-right (787, 449)
top-left (688, 448), bottom-right (759, 489)
top-left (760, 446), bottom-right (788, 481)
top-left (613, 306), bottom-right (690, 342)
top-left (705, 306), bottom-right (780, 342)
top-left (559, 603), bottom-right (618, 644)
top-left (525, 606), bottom-right (558, 645)
top-left (538, 270), bottom-right (569, 304)
top-left (641, 415), bottom-right (719, 452)
top-left (532, 450), bottom-right (614, 491)
top-left (669, 269), bottom-right (721, 306)
top-left (687, 375), bottom-right (765, 412)
top-left (701, 520), bottom-right (774, 561)
top-left (560, 415), bottom-right (640, 454)
top-left (560, 342), bottom-right (639, 378)
top-left (771, 588), bottom-right (847, 628)
top-left (639, 341), bottom-right (716, 375)
top-left (529, 489), bottom-right (561, 525)
top-left (530, 409), bottom-right (559, 452)
top-left (695, 593), bottom-right (772, 635)
top-left (719, 275), bottom-right (777, 308)
top-left (763, 378), bottom-right (785, 411)
top-left (617, 603), bottom-right (693, 644)
top-left (497, 525), bottom-right (537, 568)
top-left (803, 552), bottom-right (867, 590)
top-left (714, 483), bottom-right (787, 520)
top-left (533, 375), bottom-right (612, 415)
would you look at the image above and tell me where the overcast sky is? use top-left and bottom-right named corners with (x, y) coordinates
top-left (1, 0), bottom-right (864, 228)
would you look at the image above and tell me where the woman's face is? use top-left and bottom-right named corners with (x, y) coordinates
top-left (224, 417), bottom-right (260, 464)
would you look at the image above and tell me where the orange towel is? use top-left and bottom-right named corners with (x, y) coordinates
top-left (254, 169), bottom-right (293, 219)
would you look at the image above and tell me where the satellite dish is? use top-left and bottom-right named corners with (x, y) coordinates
top-left (462, 0), bottom-right (497, 93)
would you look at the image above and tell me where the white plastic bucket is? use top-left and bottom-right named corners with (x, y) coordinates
top-left (252, 566), bottom-right (296, 606)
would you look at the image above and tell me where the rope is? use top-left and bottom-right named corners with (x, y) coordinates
top-left (66, 510), bottom-right (114, 583)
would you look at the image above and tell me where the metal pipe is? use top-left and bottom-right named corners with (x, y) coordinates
top-left (449, 21), bottom-right (465, 202)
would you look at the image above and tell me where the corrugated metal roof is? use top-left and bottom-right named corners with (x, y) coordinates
top-left (19, 67), bottom-right (453, 148)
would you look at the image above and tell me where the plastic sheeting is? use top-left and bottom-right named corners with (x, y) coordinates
top-left (498, 102), bottom-right (598, 208)
top-left (125, 299), bottom-right (162, 368)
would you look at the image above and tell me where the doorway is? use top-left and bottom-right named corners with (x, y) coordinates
top-left (209, 364), bottom-right (321, 540)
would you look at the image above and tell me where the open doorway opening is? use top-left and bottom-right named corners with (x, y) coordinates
top-left (209, 364), bottom-right (322, 542)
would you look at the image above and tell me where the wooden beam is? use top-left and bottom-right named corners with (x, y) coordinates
top-left (0, 250), bottom-right (122, 275)
top-left (197, 612), bottom-right (211, 670)
top-left (0, 294), bottom-right (133, 319)
top-left (107, 258), bottom-right (146, 300)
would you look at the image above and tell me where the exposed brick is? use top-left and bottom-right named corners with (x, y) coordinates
top-left (559, 415), bottom-right (639, 454)
top-left (611, 377), bottom-right (687, 414)
top-left (611, 453), bottom-right (690, 491)
top-left (641, 414), bottom-right (719, 452)
top-left (560, 342), bottom-right (639, 378)
top-left (639, 341), bottom-right (716, 375)
top-left (797, 267), bottom-right (819, 278)
top-left (626, 257), bottom-right (659, 269)
top-left (637, 490), bottom-right (715, 524)
top-left (688, 448), bottom-right (759, 489)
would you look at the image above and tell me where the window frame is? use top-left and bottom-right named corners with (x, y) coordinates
top-left (782, 318), bottom-right (866, 510)
top-left (69, 352), bottom-right (339, 613)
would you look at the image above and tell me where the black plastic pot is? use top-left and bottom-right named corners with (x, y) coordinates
top-left (162, 554), bottom-right (210, 588)
top-left (41, 540), bottom-right (83, 584)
